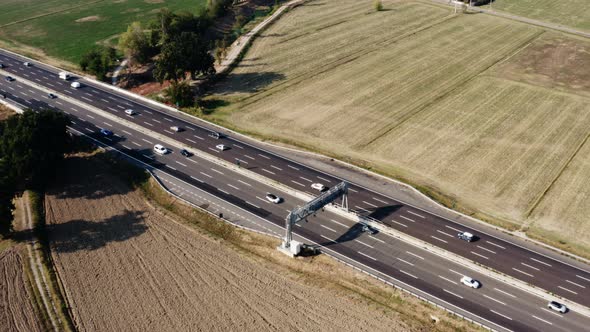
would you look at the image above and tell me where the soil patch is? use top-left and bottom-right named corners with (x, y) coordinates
top-left (0, 246), bottom-right (45, 332)
top-left (0, 104), bottom-right (15, 121)
top-left (74, 15), bottom-right (102, 23)
top-left (45, 154), bottom-right (410, 331)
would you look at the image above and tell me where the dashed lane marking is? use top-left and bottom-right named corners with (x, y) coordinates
top-left (287, 165), bottom-right (299, 171)
top-left (186, 138), bottom-right (196, 143)
top-left (122, 130), bottom-right (132, 136)
top-left (372, 197), bottom-right (389, 204)
top-left (193, 135), bottom-right (204, 140)
top-left (317, 176), bottom-right (331, 182)
top-left (400, 215), bottom-right (415, 223)
top-left (438, 275), bottom-right (458, 285)
top-left (362, 200), bottom-right (378, 208)
top-left (261, 168), bottom-right (275, 175)
top-left (246, 201), bottom-right (260, 209)
top-left (258, 154), bottom-right (270, 159)
top-left (399, 270), bottom-right (418, 279)
top-left (357, 252), bottom-right (377, 261)
top-left (244, 154), bottom-right (255, 160)
top-left (141, 138), bottom-right (153, 144)
top-left (532, 315), bottom-right (552, 325)
top-left (227, 184), bottom-right (240, 191)
top-left (512, 268), bottom-right (534, 278)
top-left (390, 219), bottom-right (408, 228)
top-left (320, 225), bottom-right (337, 233)
top-left (406, 251), bottom-right (424, 260)
top-left (143, 121), bottom-right (154, 127)
top-left (431, 236), bottom-right (448, 244)
top-left (355, 240), bottom-right (373, 248)
top-left (483, 294), bottom-right (506, 306)
top-left (407, 211), bottom-right (425, 218)
top-left (270, 165), bottom-right (282, 171)
top-left (443, 289), bottom-right (462, 299)
top-left (210, 168), bottom-right (224, 175)
top-left (436, 230), bottom-right (454, 238)
top-left (476, 245), bottom-right (496, 254)
top-left (369, 235), bottom-right (385, 244)
top-left (490, 310), bottom-right (512, 321)
top-left (471, 251), bottom-right (489, 260)
top-left (530, 257), bottom-right (552, 267)
top-left (190, 176), bottom-right (203, 183)
top-left (165, 165), bottom-right (176, 171)
top-left (175, 161), bottom-right (187, 167)
top-left (486, 241), bottom-right (506, 250)
top-left (521, 262), bottom-right (540, 271)
top-left (557, 286), bottom-right (577, 295)
top-left (299, 176), bottom-right (312, 182)
top-left (233, 144), bottom-right (244, 149)
top-left (397, 258), bottom-right (414, 266)
top-left (200, 172), bottom-right (212, 178)
top-left (493, 288), bottom-right (517, 298)
top-left (566, 280), bottom-right (586, 289)
top-left (142, 154), bottom-right (154, 160)
top-left (238, 180), bottom-right (252, 187)
top-left (329, 219), bottom-right (347, 227)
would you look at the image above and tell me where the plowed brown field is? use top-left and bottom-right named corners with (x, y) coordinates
top-left (45, 155), bottom-right (409, 331)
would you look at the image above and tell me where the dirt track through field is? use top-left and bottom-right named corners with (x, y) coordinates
top-left (45, 155), bottom-right (408, 331)
top-left (0, 247), bottom-right (44, 332)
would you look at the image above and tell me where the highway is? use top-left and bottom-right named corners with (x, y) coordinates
top-left (1, 49), bottom-right (590, 331)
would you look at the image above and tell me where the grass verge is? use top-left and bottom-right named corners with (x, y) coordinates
top-left (29, 190), bottom-right (76, 332)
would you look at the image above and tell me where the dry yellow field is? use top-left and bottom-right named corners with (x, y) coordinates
top-left (207, 0), bottom-right (590, 254)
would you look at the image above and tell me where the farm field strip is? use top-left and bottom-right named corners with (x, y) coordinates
top-left (492, 0), bottom-right (590, 32)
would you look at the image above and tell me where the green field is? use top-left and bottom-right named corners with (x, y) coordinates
top-left (492, 0), bottom-right (590, 32)
top-left (208, 0), bottom-right (590, 256)
top-left (0, 0), bottom-right (206, 63)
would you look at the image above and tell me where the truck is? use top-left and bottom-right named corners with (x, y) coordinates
top-left (58, 71), bottom-right (71, 80)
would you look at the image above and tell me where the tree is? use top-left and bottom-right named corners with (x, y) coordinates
top-left (154, 31), bottom-right (215, 83)
top-left (374, 0), bottom-right (383, 11)
top-left (165, 81), bottom-right (195, 107)
top-left (119, 22), bottom-right (152, 64)
top-left (0, 109), bottom-right (71, 235)
top-left (79, 46), bottom-right (116, 81)
top-left (207, 0), bottom-right (234, 19)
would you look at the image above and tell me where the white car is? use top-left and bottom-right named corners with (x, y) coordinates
top-left (311, 183), bottom-right (326, 191)
top-left (548, 301), bottom-right (567, 313)
top-left (457, 231), bottom-right (475, 242)
top-left (125, 109), bottom-right (136, 115)
top-left (216, 144), bottom-right (229, 151)
top-left (23, 62), bottom-right (31, 67)
top-left (170, 126), bottom-right (182, 132)
top-left (265, 193), bottom-right (281, 204)
top-left (70, 81), bottom-right (81, 89)
top-left (153, 144), bottom-right (168, 155)
top-left (460, 276), bottom-right (480, 289)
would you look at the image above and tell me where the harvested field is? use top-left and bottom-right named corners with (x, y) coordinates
top-left (492, 0), bottom-right (590, 32)
top-left (0, 104), bottom-right (16, 121)
top-left (45, 154), bottom-right (410, 331)
top-left (0, 247), bottom-right (44, 332)
top-left (206, 0), bottom-right (590, 254)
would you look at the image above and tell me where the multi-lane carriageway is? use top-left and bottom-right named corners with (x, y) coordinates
top-left (1, 49), bottom-right (590, 331)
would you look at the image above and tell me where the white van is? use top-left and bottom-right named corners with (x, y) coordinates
top-left (59, 71), bottom-right (71, 80)
top-left (70, 81), bottom-right (81, 88)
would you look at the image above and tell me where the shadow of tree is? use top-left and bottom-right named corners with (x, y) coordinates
top-left (212, 72), bottom-right (285, 95)
top-left (48, 210), bottom-right (147, 253)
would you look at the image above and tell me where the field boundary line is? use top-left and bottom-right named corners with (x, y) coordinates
top-left (361, 29), bottom-right (545, 148)
top-left (0, 0), bottom-right (106, 29)
top-left (524, 130), bottom-right (590, 218)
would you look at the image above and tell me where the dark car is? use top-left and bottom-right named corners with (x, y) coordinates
top-left (47, 93), bottom-right (57, 99)
top-left (100, 129), bottom-right (113, 136)
top-left (180, 149), bottom-right (192, 157)
top-left (5, 76), bottom-right (14, 82)
top-left (362, 225), bottom-right (377, 235)
top-left (0, 63), bottom-right (5, 68)
top-left (208, 131), bottom-right (225, 139)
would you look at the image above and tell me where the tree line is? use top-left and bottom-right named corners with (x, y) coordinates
top-left (0, 110), bottom-right (70, 235)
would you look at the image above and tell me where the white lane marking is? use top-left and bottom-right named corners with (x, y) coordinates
top-left (116, 105), bottom-right (125, 109)
top-left (70, 121), bottom-right (76, 125)
top-left (122, 145), bottom-right (132, 149)
top-left (355, 240), bottom-right (373, 248)
top-left (35, 78), bottom-right (41, 82)
top-left (163, 117), bottom-right (173, 122)
top-left (84, 92), bottom-right (93, 96)
top-left (439, 275), bottom-right (458, 285)
top-left (399, 270), bottom-right (418, 279)
top-left (108, 96), bottom-right (117, 101)
top-left (530, 258), bottom-right (552, 267)
top-left (256, 196), bottom-right (269, 204)
top-left (407, 211), bottom-right (425, 218)
top-left (185, 127), bottom-right (195, 131)
top-left (141, 138), bottom-right (153, 144)
top-left (20, 92), bottom-right (28, 96)
top-left (81, 96), bottom-right (92, 102)
top-left (476, 245), bottom-right (496, 254)
top-left (85, 127), bottom-right (94, 132)
top-left (406, 251), bottom-right (424, 260)
top-left (362, 200), bottom-right (378, 208)
top-left (321, 235), bottom-right (336, 243)
top-left (190, 176), bottom-right (203, 183)
top-left (227, 184), bottom-right (240, 191)
top-left (238, 180), bottom-right (252, 187)
top-left (483, 294), bottom-right (506, 306)
top-left (566, 280), bottom-right (586, 289)
top-left (46, 82), bottom-right (54, 87)
top-left (165, 165), bottom-right (176, 171)
top-left (287, 164), bottom-right (300, 171)
top-left (218, 189), bottom-right (230, 195)
top-left (193, 135), bottom-right (204, 140)
top-left (186, 138), bottom-right (196, 143)
top-left (23, 73), bottom-right (29, 77)
top-left (299, 176), bottom-right (312, 182)
top-left (101, 98), bottom-right (108, 102)
top-left (244, 154), bottom-right (255, 160)
top-left (448, 269), bottom-right (463, 276)
top-left (208, 147), bottom-right (220, 153)
top-left (355, 206), bottom-right (371, 213)
top-left (397, 258), bottom-right (414, 266)
top-left (261, 168), bottom-right (275, 175)
top-left (400, 215), bottom-right (415, 223)
top-left (122, 130), bottom-right (132, 136)
top-left (512, 268), bottom-right (534, 278)
top-left (103, 122), bottom-right (113, 127)
top-left (245, 201), bottom-right (260, 209)
top-left (152, 119), bottom-right (161, 123)
top-left (235, 158), bottom-right (248, 164)
top-left (493, 288), bottom-right (517, 298)
top-left (317, 176), bottom-right (331, 182)
top-left (443, 289), bottom-right (463, 299)
top-left (143, 110), bottom-right (153, 114)
top-left (143, 121), bottom-right (154, 127)
top-left (199, 172), bottom-right (212, 178)
top-left (431, 236), bottom-right (448, 244)
top-left (541, 308), bottom-right (564, 317)
top-left (436, 230), bottom-right (454, 238)
top-left (185, 158), bottom-right (198, 165)
top-left (320, 225), bottom-right (337, 233)
top-left (86, 114), bottom-right (95, 119)
top-left (269, 164), bottom-right (283, 172)
top-left (114, 134), bottom-right (121, 138)
top-left (103, 137), bottom-right (113, 142)
top-left (329, 219), bottom-right (347, 227)
top-left (28, 89), bottom-right (35, 93)
top-left (372, 197), bottom-right (389, 204)
top-left (445, 225), bottom-right (461, 232)
top-left (64, 89), bottom-right (72, 94)
top-left (532, 315), bottom-right (553, 325)
top-left (232, 144), bottom-right (243, 149)
top-left (369, 235), bottom-right (385, 243)
top-left (521, 262), bottom-right (540, 271)
top-left (490, 310), bottom-right (512, 321)
top-left (486, 241), bottom-right (506, 250)
top-left (210, 168), bottom-right (224, 175)
top-left (24, 100), bottom-right (32, 104)
top-left (577, 275), bottom-right (590, 282)
top-left (348, 188), bottom-right (358, 193)
top-left (175, 161), bottom-right (187, 167)
top-left (357, 252), bottom-right (377, 261)
top-left (258, 153), bottom-right (270, 159)
top-left (557, 286), bottom-right (577, 295)
top-left (142, 154), bottom-right (154, 160)
top-left (471, 251), bottom-right (489, 260)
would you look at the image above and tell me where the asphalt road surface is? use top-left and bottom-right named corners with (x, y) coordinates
top-left (1, 51), bottom-right (589, 331)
